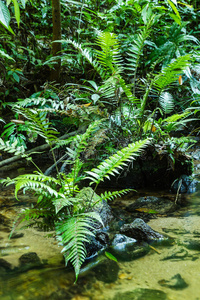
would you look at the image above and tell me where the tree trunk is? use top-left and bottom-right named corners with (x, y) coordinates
top-left (50, 0), bottom-right (61, 82)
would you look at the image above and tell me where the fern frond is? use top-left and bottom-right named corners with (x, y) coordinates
top-left (100, 189), bottom-right (133, 202)
top-left (65, 39), bottom-right (105, 79)
top-left (85, 138), bottom-right (151, 185)
top-left (12, 174), bottom-right (71, 206)
top-left (153, 54), bottom-right (191, 93)
top-left (159, 92), bottom-right (175, 114)
top-left (13, 107), bottom-right (59, 144)
top-left (126, 15), bottom-right (154, 95)
top-left (96, 32), bottom-right (123, 77)
top-left (0, 138), bottom-right (26, 156)
top-left (56, 212), bottom-right (103, 281)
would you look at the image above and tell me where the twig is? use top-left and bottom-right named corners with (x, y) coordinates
top-left (0, 129), bottom-right (82, 168)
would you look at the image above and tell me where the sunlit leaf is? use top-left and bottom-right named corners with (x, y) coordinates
top-left (12, 0), bottom-right (20, 27)
top-left (0, 0), bottom-right (10, 28)
top-left (135, 208), bottom-right (158, 214)
top-left (105, 251), bottom-right (118, 262)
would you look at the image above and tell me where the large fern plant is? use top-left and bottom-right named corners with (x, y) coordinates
top-left (1, 113), bottom-right (151, 281)
top-left (63, 16), bottom-right (192, 137)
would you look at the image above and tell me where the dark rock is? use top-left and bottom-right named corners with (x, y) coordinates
top-left (93, 259), bottom-right (119, 283)
top-left (10, 232), bottom-right (24, 239)
top-left (126, 196), bottom-right (177, 215)
top-left (85, 230), bottom-right (109, 259)
top-left (85, 236), bottom-right (106, 260)
top-left (112, 288), bottom-right (167, 300)
top-left (120, 218), bottom-right (164, 242)
top-left (110, 234), bottom-right (149, 261)
top-left (76, 187), bottom-right (114, 228)
top-left (158, 273), bottom-right (188, 290)
top-left (96, 230), bottom-right (109, 245)
top-left (19, 252), bottom-right (42, 271)
top-left (171, 175), bottom-right (199, 194)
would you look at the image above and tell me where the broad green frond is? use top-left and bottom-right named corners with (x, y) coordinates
top-left (64, 39), bottom-right (105, 79)
top-left (126, 15), bottom-right (154, 95)
top-left (85, 139), bottom-right (151, 185)
top-left (56, 212), bottom-right (103, 281)
top-left (153, 54), bottom-right (191, 93)
top-left (12, 174), bottom-right (69, 203)
top-left (0, 138), bottom-right (25, 156)
top-left (159, 92), bottom-right (175, 114)
top-left (100, 189), bottom-right (133, 202)
top-left (96, 32), bottom-right (123, 77)
top-left (12, 106), bottom-right (59, 144)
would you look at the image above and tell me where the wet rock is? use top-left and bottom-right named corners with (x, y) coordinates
top-left (96, 230), bottom-right (109, 245)
top-left (85, 236), bottom-right (106, 260)
top-left (93, 259), bottom-right (119, 283)
top-left (120, 218), bottom-right (164, 242)
top-left (112, 288), bottom-right (167, 300)
top-left (85, 230), bottom-right (109, 259)
top-left (76, 187), bottom-right (114, 228)
top-left (19, 252), bottom-right (42, 271)
top-left (158, 273), bottom-right (188, 290)
top-left (126, 196), bottom-right (177, 215)
top-left (112, 234), bottom-right (136, 246)
top-left (110, 234), bottom-right (149, 261)
top-left (171, 175), bottom-right (199, 194)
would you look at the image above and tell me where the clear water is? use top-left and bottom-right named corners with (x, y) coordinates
top-left (1, 186), bottom-right (200, 299)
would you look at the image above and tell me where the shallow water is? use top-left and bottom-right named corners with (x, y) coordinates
top-left (1, 186), bottom-right (200, 299)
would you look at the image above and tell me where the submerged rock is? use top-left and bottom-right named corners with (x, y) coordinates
top-left (112, 288), bottom-right (167, 300)
top-left (158, 273), bottom-right (188, 290)
top-left (19, 252), bottom-right (42, 271)
top-left (120, 218), bottom-right (164, 242)
top-left (93, 259), bottom-right (119, 283)
top-left (126, 196), bottom-right (177, 215)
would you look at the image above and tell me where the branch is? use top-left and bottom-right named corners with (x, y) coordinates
top-left (0, 129), bottom-right (81, 168)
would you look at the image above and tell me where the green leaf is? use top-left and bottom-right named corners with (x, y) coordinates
top-left (105, 251), bottom-right (118, 262)
top-left (13, 72), bottom-right (20, 83)
top-left (20, 0), bottom-right (26, 8)
top-left (167, 0), bottom-right (181, 23)
top-left (85, 139), bottom-right (151, 185)
top-left (0, 0), bottom-right (10, 28)
top-left (0, 49), bottom-right (15, 61)
top-left (12, 0), bottom-right (20, 27)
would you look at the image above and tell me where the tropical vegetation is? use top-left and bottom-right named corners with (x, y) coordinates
top-left (0, 0), bottom-right (200, 279)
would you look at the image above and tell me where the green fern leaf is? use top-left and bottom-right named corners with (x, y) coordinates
top-left (85, 139), bottom-right (151, 185)
top-left (159, 92), bottom-right (175, 114)
top-left (153, 54), bottom-right (191, 93)
top-left (56, 212), bottom-right (103, 281)
top-left (100, 189), bottom-right (133, 202)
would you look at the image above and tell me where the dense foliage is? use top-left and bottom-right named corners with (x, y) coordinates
top-left (0, 0), bottom-right (200, 279)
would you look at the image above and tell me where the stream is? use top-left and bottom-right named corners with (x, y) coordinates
top-left (1, 161), bottom-right (200, 299)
